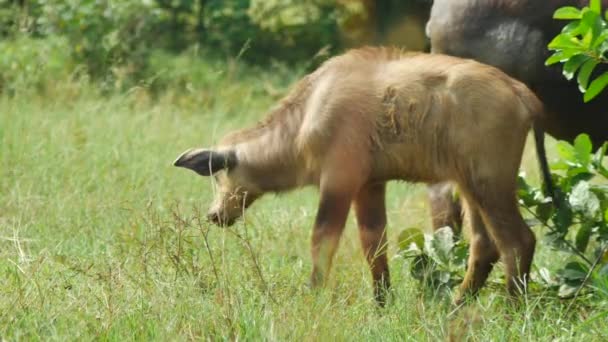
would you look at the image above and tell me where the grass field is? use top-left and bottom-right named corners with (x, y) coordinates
top-left (1, 57), bottom-right (608, 341)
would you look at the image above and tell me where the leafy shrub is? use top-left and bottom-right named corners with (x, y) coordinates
top-left (546, 0), bottom-right (608, 102)
top-left (36, 0), bottom-right (162, 85)
top-left (0, 36), bottom-right (73, 95)
top-left (397, 227), bottom-right (468, 293)
top-left (247, 0), bottom-right (339, 61)
top-left (518, 134), bottom-right (608, 298)
top-left (397, 135), bottom-right (608, 299)
top-left (0, 0), bottom-right (344, 88)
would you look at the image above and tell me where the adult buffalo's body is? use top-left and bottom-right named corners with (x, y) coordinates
top-left (174, 47), bottom-right (543, 305)
top-left (426, 0), bottom-right (608, 231)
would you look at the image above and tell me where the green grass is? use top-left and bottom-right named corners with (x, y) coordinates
top-left (1, 57), bottom-right (608, 341)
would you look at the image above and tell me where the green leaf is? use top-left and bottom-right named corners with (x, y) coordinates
top-left (592, 31), bottom-right (608, 49)
top-left (575, 223), bottom-right (593, 253)
top-left (553, 205), bottom-right (574, 233)
top-left (591, 0), bottom-right (602, 14)
top-left (592, 141), bottom-right (607, 168)
top-left (429, 227), bottom-right (454, 266)
top-left (569, 181), bottom-right (601, 218)
top-left (605, 208), bottom-right (608, 222)
top-left (397, 227), bottom-right (425, 251)
top-left (558, 261), bottom-right (589, 280)
top-left (562, 21), bottom-right (585, 36)
top-left (574, 133), bottom-right (593, 165)
top-left (554, 6), bottom-right (583, 19)
top-left (536, 201), bottom-right (554, 222)
top-left (584, 72), bottom-right (608, 102)
top-left (577, 58), bottom-right (599, 91)
top-left (558, 283), bottom-right (580, 298)
top-left (563, 54), bottom-right (590, 80)
top-left (410, 255), bottom-right (433, 281)
top-left (556, 140), bottom-right (577, 161)
top-left (549, 34), bottom-right (584, 50)
top-left (546, 51), bottom-right (566, 66)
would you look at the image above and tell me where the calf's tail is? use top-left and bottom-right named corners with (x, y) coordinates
top-left (533, 125), bottom-right (556, 202)
top-left (512, 81), bottom-right (556, 203)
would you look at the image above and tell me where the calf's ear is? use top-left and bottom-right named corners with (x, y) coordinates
top-left (173, 148), bottom-right (237, 176)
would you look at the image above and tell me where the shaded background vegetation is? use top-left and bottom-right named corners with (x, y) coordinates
top-left (0, 0), bottom-right (431, 93)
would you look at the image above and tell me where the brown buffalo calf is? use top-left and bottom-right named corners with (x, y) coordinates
top-left (174, 47), bottom-right (541, 305)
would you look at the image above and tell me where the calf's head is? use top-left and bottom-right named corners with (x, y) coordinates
top-left (173, 148), bottom-right (260, 226)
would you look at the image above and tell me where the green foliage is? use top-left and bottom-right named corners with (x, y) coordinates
top-left (0, 0), bottom-right (343, 88)
top-left (397, 227), bottom-right (468, 292)
top-left (399, 134), bottom-right (608, 299)
top-left (519, 134), bottom-right (608, 298)
top-left (247, 0), bottom-right (339, 61)
top-left (547, 0), bottom-right (608, 102)
top-left (0, 36), bottom-right (73, 95)
top-left (36, 0), bottom-right (162, 84)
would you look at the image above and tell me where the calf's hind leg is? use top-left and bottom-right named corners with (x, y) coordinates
top-left (456, 195), bottom-right (500, 302)
top-left (463, 185), bottom-right (536, 297)
top-left (354, 182), bottom-right (390, 306)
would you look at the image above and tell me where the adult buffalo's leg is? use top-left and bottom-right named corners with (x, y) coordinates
top-left (428, 182), bottom-right (462, 234)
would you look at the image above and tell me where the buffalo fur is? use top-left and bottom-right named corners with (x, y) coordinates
top-left (174, 47), bottom-right (542, 305)
top-left (426, 0), bottom-right (608, 234)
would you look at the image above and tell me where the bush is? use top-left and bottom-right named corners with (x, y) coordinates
top-left (0, 0), bottom-right (343, 89)
top-left (397, 134), bottom-right (608, 299)
top-left (203, 0), bottom-right (339, 64)
top-left (36, 0), bottom-right (162, 86)
top-left (546, 0), bottom-right (608, 102)
top-left (0, 36), bottom-right (74, 95)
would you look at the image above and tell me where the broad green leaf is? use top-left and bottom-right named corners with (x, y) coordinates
top-left (584, 72), bottom-right (608, 102)
top-left (558, 261), bottom-right (589, 280)
top-left (558, 283), bottom-right (580, 298)
top-left (574, 133), bottom-right (593, 165)
top-left (569, 181), bottom-right (601, 218)
top-left (577, 58), bottom-right (599, 91)
top-left (592, 142), bottom-right (607, 168)
top-left (581, 9), bottom-right (600, 29)
top-left (575, 223), bottom-right (593, 252)
top-left (556, 140), bottom-right (577, 161)
top-left (410, 255), bottom-right (433, 280)
top-left (562, 21), bottom-right (584, 36)
top-left (548, 33), bottom-right (584, 50)
top-left (536, 201), bottom-right (554, 222)
top-left (546, 51), bottom-right (566, 65)
top-left (605, 208), bottom-right (608, 221)
top-left (430, 227), bottom-right (454, 266)
top-left (563, 54), bottom-right (590, 80)
top-left (397, 227), bottom-right (425, 251)
top-left (554, 6), bottom-right (583, 19)
top-left (592, 31), bottom-right (608, 49)
top-left (591, 0), bottom-right (602, 14)
top-left (431, 270), bottom-right (451, 285)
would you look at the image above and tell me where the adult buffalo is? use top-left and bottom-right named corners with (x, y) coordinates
top-left (425, 0), bottom-right (608, 231)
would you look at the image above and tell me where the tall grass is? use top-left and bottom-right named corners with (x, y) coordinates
top-left (1, 41), bottom-right (607, 340)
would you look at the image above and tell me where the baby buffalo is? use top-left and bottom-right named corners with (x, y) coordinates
top-left (174, 47), bottom-right (541, 305)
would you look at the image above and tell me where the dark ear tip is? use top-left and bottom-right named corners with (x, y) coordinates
top-left (173, 149), bottom-right (194, 167)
